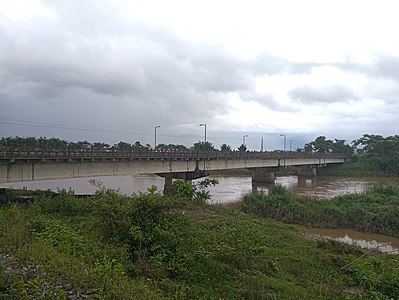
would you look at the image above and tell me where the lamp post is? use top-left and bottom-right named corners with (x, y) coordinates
top-left (243, 134), bottom-right (248, 146)
top-left (154, 125), bottom-right (160, 149)
top-left (289, 139), bottom-right (295, 152)
top-left (199, 123), bottom-right (207, 143)
top-left (280, 134), bottom-right (286, 151)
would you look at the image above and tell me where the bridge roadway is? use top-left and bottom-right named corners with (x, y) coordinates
top-left (0, 148), bottom-right (349, 189)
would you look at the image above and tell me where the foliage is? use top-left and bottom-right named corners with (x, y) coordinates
top-left (220, 143), bottom-right (232, 151)
top-left (242, 184), bottom-right (399, 237)
top-left (192, 141), bottom-right (214, 151)
top-left (157, 143), bottom-right (188, 151)
top-left (237, 144), bottom-right (247, 152)
top-left (1, 185), bottom-right (399, 299)
top-left (303, 136), bottom-right (354, 155)
top-left (0, 136), bottom-right (69, 149)
top-left (352, 134), bottom-right (399, 176)
top-left (169, 179), bottom-right (219, 203)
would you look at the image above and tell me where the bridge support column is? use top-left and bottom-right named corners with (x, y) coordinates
top-left (298, 176), bottom-right (316, 188)
top-left (252, 182), bottom-right (275, 194)
top-left (297, 167), bottom-right (317, 177)
top-left (163, 173), bottom-right (173, 193)
top-left (251, 172), bottom-right (275, 194)
top-left (252, 171), bottom-right (275, 184)
top-left (157, 170), bottom-right (209, 194)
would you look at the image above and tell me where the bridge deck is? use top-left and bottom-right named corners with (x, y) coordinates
top-left (0, 148), bottom-right (348, 163)
top-left (0, 148), bottom-right (349, 183)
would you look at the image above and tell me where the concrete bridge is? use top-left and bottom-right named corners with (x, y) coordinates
top-left (0, 148), bottom-right (349, 191)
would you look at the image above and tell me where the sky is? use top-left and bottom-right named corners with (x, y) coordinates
top-left (1, 0), bottom-right (399, 150)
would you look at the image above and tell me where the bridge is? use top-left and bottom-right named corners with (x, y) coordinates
top-left (0, 148), bottom-right (349, 191)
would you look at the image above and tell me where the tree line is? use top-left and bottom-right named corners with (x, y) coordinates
top-left (301, 134), bottom-right (399, 176)
top-left (0, 137), bottom-right (250, 152)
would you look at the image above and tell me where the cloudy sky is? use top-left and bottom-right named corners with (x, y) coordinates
top-left (1, 0), bottom-right (398, 150)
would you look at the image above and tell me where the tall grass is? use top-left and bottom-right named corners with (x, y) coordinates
top-left (242, 184), bottom-right (399, 237)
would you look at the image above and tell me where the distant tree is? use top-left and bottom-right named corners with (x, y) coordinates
top-left (68, 140), bottom-right (92, 149)
top-left (220, 144), bottom-right (232, 151)
top-left (93, 142), bottom-right (110, 148)
top-left (157, 144), bottom-right (188, 151)
top-left (115, 141), bottom-right (132, 150)
top-left (193, 141), bottom-right (214, 151)
top-left (304, 136), bottom-right (353, 155)
top-left (351, 134), bottom-right (399, 175)
top-left (331, 139), bottom-right (353, 155)
top-left (238, 144), bottom-right (247, 152)
top-left (132, 141), bottom-right (145, 149)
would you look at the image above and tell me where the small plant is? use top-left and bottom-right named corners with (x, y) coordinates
top-left (169, 178), bottom-right (219, 203)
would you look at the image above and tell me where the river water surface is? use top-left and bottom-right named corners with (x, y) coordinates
top-left (3, 174), bottom-right (399, 253)
top-left (3, 174), bottom-right (399, 203)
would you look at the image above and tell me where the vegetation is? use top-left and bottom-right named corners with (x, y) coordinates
top-left (192, 141), bottom-right (214, 151)
top-left (237, 144), bottom-right (247, 152)
top-left (157, 143), bottom-right (188, 151)
top-left (1, 183), bottom-right (399, 299)
top-left (0, 136), bottom-right (148, 150)
top-left (220, 143), bottom-right (232, 151)
top-left (301, 134), bottom-right (399, 176)
top-left (303, 136), bottom-right (354, 155)
top-left (242, 184), bottom-right (399, 237)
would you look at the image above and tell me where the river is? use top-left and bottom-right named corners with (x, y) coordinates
top-left (3, 174), bottom-right (399, 254)
top-left (3, 174), bottom-right (399, 204)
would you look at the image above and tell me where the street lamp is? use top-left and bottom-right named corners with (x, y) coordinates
top-left (199, 123), bottom-right (207, 143)
top-left (154, 125), bottom-right (160, 149)
top-left (280, 134), bottom-right (286, 151)
top-left (243, 134), bottom-right (248, 145)
top-left (289, 139), bottom-right (295, 152)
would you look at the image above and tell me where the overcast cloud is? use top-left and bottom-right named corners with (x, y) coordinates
top-left (1, 0), bottom-right (398, 150)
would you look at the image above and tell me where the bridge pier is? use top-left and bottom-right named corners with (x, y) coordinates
top-left (157, 170), bottom-right (209, 193)
top-left (252, 172), bottom-right (275, 184)
top-left (252, 182), bottom-right (275, 194)
top-left (297, 166), bottom-right (317, 177)
top-left (298, 176), bottom-right (316, 188)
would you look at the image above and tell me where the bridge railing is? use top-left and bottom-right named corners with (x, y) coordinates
top-left (0, 147), bottom-right (349, 162)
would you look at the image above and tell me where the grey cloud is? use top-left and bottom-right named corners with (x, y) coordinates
top-left (373, 55), bottom-right (399, 80)
top-left (288, 85), bottom-right (358, 104)
top-left (247, 53), bottom-right (317, 76)
top-left (238, 90), bottom-right (299, 112)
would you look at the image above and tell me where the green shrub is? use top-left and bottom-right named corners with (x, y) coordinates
top-left (34, 189), bottom-right (90, 216)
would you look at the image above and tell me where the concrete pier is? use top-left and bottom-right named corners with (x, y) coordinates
top-left (157, 170), bottom-right (209, 193)
top-left (297, 167), bottom-right (317, 177)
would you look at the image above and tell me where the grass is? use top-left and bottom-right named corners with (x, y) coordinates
top-left (0, 187), bottom-right (398, 299)
top-left (242, 184), bottom-right (399, 237)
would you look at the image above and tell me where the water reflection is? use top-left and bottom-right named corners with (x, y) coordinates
top-left (295, 226), bottom-right (399, 254)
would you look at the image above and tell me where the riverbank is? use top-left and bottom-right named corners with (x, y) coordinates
top-left (1, 187), bottom-right (399, 298)
top-left (242, 184), bottom-right (399, 238)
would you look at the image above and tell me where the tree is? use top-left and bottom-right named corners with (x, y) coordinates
top-left (238, 144), bottom-right (247, 152)
top-left (193, 141), bottom-right (214, 151)
top-left (304, 136), bottom-right (353, 155)
top-left (115, 141), bottom-right (132, 150)
top-left (157, 144), bottom-right (188, 151)
top-left (93, 142), bottom-right (110, 148)
top-left (352, 134), bottom-right (399, 175)
top-left (220, 144), bottom-right (232, 152)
